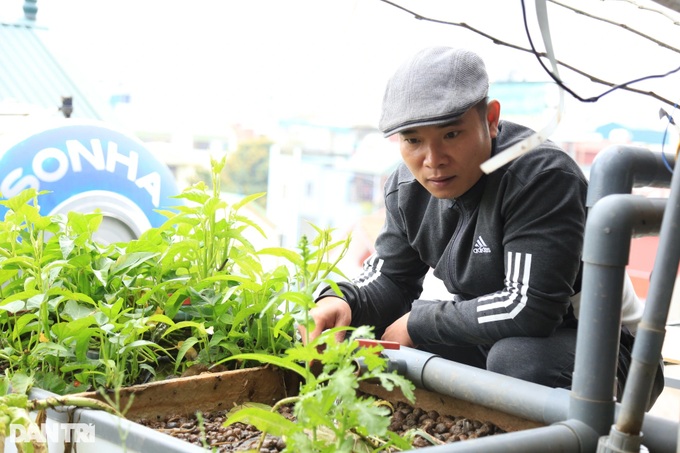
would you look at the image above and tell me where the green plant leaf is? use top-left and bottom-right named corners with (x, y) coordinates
top-left (383, 430), bottom-right (415, 450)
top-left (175, 336), bottom-right (199, 373)
top-left (0, 188), bottom-right (40, 211)
top-left (146, 313), bottom-right (175, 326)
top-left (0, 268), bottom-right (19, 284)
top-left (9, 372), bottom-right (33, 396)
top-left (46, 287), bottom-right (96, 305)
top-left (276, 291), bottom-right (313, 306)
top-left (257, 247), bottom-right (303, 267)
top-left (60, 299), bottom-right (96, 321)
top-left (231, 192), bottom-right (265, 211)
top-left (232, 213), bottom-right (267, 238)
top-left (119, 340), bottom-right (161, 356)
top-left (32, 341), bottom-right (73, 359)
top-left (25, 293), bottom-right (45, 310)
top-left (50, 316), bottom-right (97, 340)
top-left (13, 312), bottom-right (39, 340)
top-left (175, 186), bottom-right (211, 205)
top-left (0, 300), bottom-right (26, 314)
top-left (222, 353), bottom-right (308, 378)
top-left (201, 275), bottom-right (262, 291)
top-left (225, 406), bottom-right (298, 438)
top-left (0, 290), bottom-right (39, 306)
top-left (109, 252), bottom-right (159, 276)
top-left (161, 320), bottom-right (204, 337)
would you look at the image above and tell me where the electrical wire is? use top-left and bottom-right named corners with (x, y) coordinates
top-left (520, 0), bottom-right (680, 103)
top-left (379, 0), bottom-right (680, 170)
top-left (659, 105), bottom-right (680, 173)
top-left (481, 0), bottom-right (565, 173)
top-left (660, 126), bottom-right (674, 173)
top-left (379, 0), bottom-right (679, 107)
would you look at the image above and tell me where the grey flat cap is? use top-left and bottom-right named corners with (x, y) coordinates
top-left (379, 47), bottom-right (489, 137)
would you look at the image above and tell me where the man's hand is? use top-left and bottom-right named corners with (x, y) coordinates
top-left (297, 296), bottom-right (352, 344)
top-left (381, 312), bottom-right (415, 347)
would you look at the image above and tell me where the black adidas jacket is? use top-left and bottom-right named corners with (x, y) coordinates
top-left (321, 120), bottom-right (588, 347)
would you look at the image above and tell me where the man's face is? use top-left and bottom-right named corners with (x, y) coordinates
top-left (398, 101), bottom-right (500, 199)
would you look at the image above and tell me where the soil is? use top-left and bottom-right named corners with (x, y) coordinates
top-left (135, 399), bottom-right (506, 452)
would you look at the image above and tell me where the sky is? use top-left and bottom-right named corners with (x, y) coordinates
top-left (3, 0), bottom-right (680, 138)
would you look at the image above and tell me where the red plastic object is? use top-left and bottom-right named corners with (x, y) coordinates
top-left (356, 339), bottom-right (401, 350)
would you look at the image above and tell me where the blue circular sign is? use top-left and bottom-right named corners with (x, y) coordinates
top-left (0, 122), bottom-right (181, 233)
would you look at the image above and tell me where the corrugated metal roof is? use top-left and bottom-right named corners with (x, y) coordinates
top-left (0, 20), bottom-right (111, 120)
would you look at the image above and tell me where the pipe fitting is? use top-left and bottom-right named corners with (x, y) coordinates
top-left (583, 195), bottom-right (665, 267)
top-left (382, 346), bottom-right (439, 388)
top-left (597, 424), bottom-right (647, 453)
top-left (587, 145), bottom-right (673, 208)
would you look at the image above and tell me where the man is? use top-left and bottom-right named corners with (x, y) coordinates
top-left (301, 46), bottom-right (663, 407)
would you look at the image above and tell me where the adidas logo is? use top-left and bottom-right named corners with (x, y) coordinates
top-left (473, 236), bottom-right (491, 254)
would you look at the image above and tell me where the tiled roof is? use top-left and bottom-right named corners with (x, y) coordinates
top-left (0, 20), bottom-right (110, 120)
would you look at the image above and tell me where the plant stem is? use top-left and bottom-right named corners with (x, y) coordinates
top-left (28, 396), bottom-right (125, 418)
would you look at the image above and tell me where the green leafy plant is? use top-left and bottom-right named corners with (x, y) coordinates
top-left (0, 155), bottom-right (352, 393)
top-left (0, 155), bottom-right (423, 451)
top-left (223, 326), bottom-right (416, 452)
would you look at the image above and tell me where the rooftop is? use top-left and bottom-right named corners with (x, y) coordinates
top-left (0, 1), bottom-right (112, 121)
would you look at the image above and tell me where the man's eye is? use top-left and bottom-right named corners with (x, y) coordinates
top-left (404, 137), bottom-right (419, 144)
top-left (445, 131), bottom-right (460, 139)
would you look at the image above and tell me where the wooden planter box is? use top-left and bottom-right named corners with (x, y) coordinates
top-left (82, 365), bottom-right (300, 421)
top-left (13, 365), bottom-right (543, 452)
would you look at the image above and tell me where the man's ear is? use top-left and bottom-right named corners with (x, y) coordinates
top-left (487, 100), bottom-right (501, 138)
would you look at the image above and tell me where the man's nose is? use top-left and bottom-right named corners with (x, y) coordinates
top-left (424, 143), bottom-right (447, 167)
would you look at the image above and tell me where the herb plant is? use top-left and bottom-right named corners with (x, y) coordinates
top-left (0, 156), bottom-right (350, 392)
top-left (224, 326), bottom-right (416, 452)
top-left (0, 156), bottom-right (424, 451)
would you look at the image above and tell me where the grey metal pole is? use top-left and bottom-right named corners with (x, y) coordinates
top-left (570, 195), bottom-right (666, 435)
